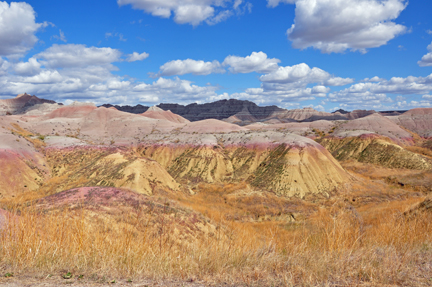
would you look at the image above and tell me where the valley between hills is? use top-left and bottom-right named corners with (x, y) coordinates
top-left (1, 93), bottom-right (432, 286)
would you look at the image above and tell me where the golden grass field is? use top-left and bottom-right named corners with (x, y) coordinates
top-left (1, 161), bottom-right (432, 286)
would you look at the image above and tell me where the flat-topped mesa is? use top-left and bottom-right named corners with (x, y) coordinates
top-left (347, 109), bottom-right (376, 120)
top-left (157, 99), bottom-right (283, 121)
top-left (138, 131), bottom-right (352, 197)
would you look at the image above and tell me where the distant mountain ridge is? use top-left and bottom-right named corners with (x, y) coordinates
top-left (0, 94), bottom-right (409, 123)
top-left (102, 99), bottom-right (284, 122)
top-left (100, 100), bottom-right (408, 123)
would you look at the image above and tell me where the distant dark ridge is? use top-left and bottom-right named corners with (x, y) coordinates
top-left (101, 99), bottom-right (284, 122)
top-left (379, 110), bottom-right (408, 115)
top-left (158, 99), bottom-right (283, 121)
top-left (101, 104), bottom-right (149, 114)
top-left (100, 100), bottom-right (409, 122)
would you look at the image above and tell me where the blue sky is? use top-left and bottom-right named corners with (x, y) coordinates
top-left (0, 0), bottom-right (432, 111)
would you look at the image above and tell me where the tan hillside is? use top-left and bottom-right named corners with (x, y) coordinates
top-left (45, 147), bottom-right (180, 196)
top-left (142, 106), bottom-right (190, 123)
top-left (138, 131), bottom-right (351, 197)
top-left (319, 135), bottom-right (432, 170)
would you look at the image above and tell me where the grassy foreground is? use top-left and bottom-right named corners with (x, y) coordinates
top-left (1, 189), bottom-right (431, 286)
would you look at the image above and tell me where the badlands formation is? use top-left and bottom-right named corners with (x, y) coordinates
top-left (0, 95), bottom-right (351, 198)
top-left (1, 94), bottom-right (432, 199)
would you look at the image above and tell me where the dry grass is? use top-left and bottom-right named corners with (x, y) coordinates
top-left (1, 191), bottom-right (432, 286)
top-left (406, 145), bottom-right (432, 158)
top-left (9, 123), bottom-right (46, 150)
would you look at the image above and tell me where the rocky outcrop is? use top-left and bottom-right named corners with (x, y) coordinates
top-left (0, 93), bottom-right (60, 115)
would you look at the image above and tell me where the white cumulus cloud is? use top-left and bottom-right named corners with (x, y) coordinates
top-left (259, 63), bottom-right (353, 87)
top-left (132, 77), bottom-right (220, 103)
top-left (0, 44), bottom-right (221, 106)
top-left (328, 74), bottom-right (432, 109)
top-left (155, 59), bottom-right (225, 77)
top-left (0, 1), bottom-right (47, 57)
top-left (117, 0), bottom-right (241, 26)
top-left (223, 51), bottom-right (280, 74)
top-left (36, 44), bottom-right (122, 69)
top-left (13, 57), bottom-right (41, 76)
top-left (418, 42), bottom-right (432, 67)
top-left (286, 0), bottom-right (407, 53)
top-left (126, 51), bottom-right (149, 62)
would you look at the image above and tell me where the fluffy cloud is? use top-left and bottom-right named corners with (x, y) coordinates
top-left (0, 44), bottom-right (126, 102)
top-left (259, 63), bottom-right (353, 87)
top-left (328, 90), bottom-right (392, 109)
top-left (117, 0), bottom-right (251, 26)
top-left (13, 57), bottom-right (41, 76)
top-left (328, 74), bottom-right (432, 109)
top-left (223, 51), bottom-right (280, 74)
top-left (0, 44), bottom-right (220, 105)
top-left (286, 0), bottom-right (407, 53)
top-left (132, 77), bottom-right (219, 103)
top-left (266, 0), bottom-right (296, 8)
top-left (222, 63), bottom-right (351, 106)
top-left (338, 75), bottom-right (432, 95)
top-left (418, 42), bottom-right (432, 67)
top-left (155, 59), bottom-right (225, 77)
top-left (0, 1), bottom-right (46, 57)
top-left (23, 70), bottom-right (63, 84)
top-left (0, 57), bottom-right (10, 76)
top-left (126, 52), bottom-right (149, 62)
top-left (228, 86), bottom-right (322, 107)
top-left (36, 44), bottom-right (122, 69)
